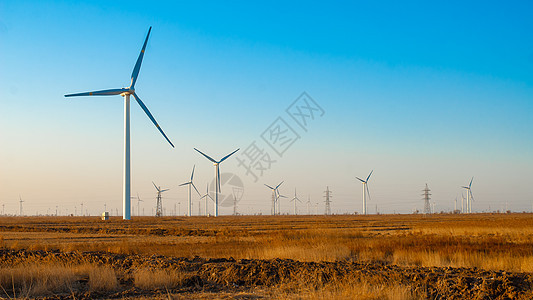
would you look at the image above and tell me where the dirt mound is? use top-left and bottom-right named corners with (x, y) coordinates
top-left (0, 249), bottom-right (532, 299)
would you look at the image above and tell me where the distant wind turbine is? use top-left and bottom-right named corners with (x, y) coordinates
top-left (265, 181), bottom-right (284, 215)
top-left (356, 170), bottom-right (373, 215)
top-left (133, 193), bottom-right (143, 217)
top-left (462, 177), bottom-right (474, 213)
top-left (179, 165), bottom-right (201, 216)
top-left (199, 184), bottom-right (214, 216)
top-left (19, 195), bottom-right (24, 216)
top-left (194, 148), bottom-right (240, 217)
top-left (290, 188), bottom-right (302, 215)
top-left (65, 27), bottom-right (174, 220)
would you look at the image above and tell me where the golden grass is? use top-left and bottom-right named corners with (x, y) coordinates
top-left (294, 282), bottom-right (422, 300)
top-left (0, 264), bottom-right (75, 297)
top-left (134, 269), bottom-right (185, 290)
top-left (1, 213), bottom-right (533, 298)
top-left (86, 265), bottom-right (118, 291)
top-left (1, 214), bottom-right (533, 273)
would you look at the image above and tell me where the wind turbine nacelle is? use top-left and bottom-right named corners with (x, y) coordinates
top-left (120, 88), bottom-right (134, 96)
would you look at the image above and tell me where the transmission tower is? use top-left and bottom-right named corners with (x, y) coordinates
top-left (324, 186), bottom-right (332, 215)
top-left (422, 183), bottom-right (431, 215)
top-left (156, 192), bottom-right (163, 217)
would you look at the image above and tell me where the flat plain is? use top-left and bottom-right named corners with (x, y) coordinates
top-left (1, 213), bottom-right (532, 299)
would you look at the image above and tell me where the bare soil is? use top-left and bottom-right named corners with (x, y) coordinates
top-left (1, 249), bottom-right (532, 299)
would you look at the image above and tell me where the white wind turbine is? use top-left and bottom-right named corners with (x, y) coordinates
top-left (356, 170), bottom-right (373, 215)
top-left (290, 188), bottom-right (302, 215)
top-left (65, 27), bottom-right (174, 220)
top-left (199, 184), bottom-right (214, 216)
top-left (179, 165), bottom-right (201, 216)
top-left (265, 181), bottom-right (284, 215)
top-left (194, 148), bottom-right (240, 217)
top-left (462, 177), bottom-right (474, 213)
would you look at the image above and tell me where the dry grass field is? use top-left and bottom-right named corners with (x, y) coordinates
top-left (0, 213), bottom-right (532, 299)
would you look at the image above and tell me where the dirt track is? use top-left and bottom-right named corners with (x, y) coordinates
top-left (1, 249), bottom-right (532, 299)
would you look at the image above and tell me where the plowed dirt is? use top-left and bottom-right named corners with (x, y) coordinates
top-left (1, 249), bottom-right (532, 299)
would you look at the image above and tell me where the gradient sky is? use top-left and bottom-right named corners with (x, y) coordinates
top-left (1, 1), bottom-right (532, 216)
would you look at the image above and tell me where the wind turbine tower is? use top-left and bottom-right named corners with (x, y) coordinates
top-left (179, 165), bottom-right (201, 216)
top-left (422, 183), bottom-right (431, 215)
top-left (306, 195), bottom-right (311, 215)
top-left (356, 170), bottom-right (373, 215)
top-left (194, 148), bottom-right (240, 217)
top-left (324, 186), bottom-right (332, 215)
top-left (153, 182), bottom-right (169, 217)
top-left (65, 27), bottom-right (174, 220)
top-left (462, 177), bottom-right (474, 213)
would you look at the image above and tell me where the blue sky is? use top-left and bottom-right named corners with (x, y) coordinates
top-left (1, 1), bottom-right (532, 216)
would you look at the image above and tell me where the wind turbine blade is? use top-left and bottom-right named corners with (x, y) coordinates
top-left (366, 170), bottom-right (374, 182)
top-left (275, 181), bottom-right (284, 189)
top-left (279, 195), bottom-right (288, 198)
top-left (161, 189), bottom-right (170, 192)
top-left (264, 184), bottom-right (275, 190)
top-left (219, 148), bottom-right (240, 163)
top-left (192, 182), bottom-right (201, 196)
top-left (179, 182), bottom-right (190, 186)
top-left (152, 181), bottom-right (160, 191)
top-left (461, 186), bottom-right (469, 189)
top-left (65, 88), bottom-right (125, 97)
top-left (355, 177), bottom-right (365, 183)
top-left (133, 93), bottom-right (174, 148)
top-left (191, 165), bottom-right (195, 181)
top-left (193, 148), bottom-right (217, 163)
top-left (470, 190), bottom-right (475, 202)
top-left (469, 177), bottom-right (474, 188)
top-left (366, 184), bottom-right (372, 203)
top-left (130, 26), bottom-right (152, 88)
top-left (137, 193), bottom-right (141, 201)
